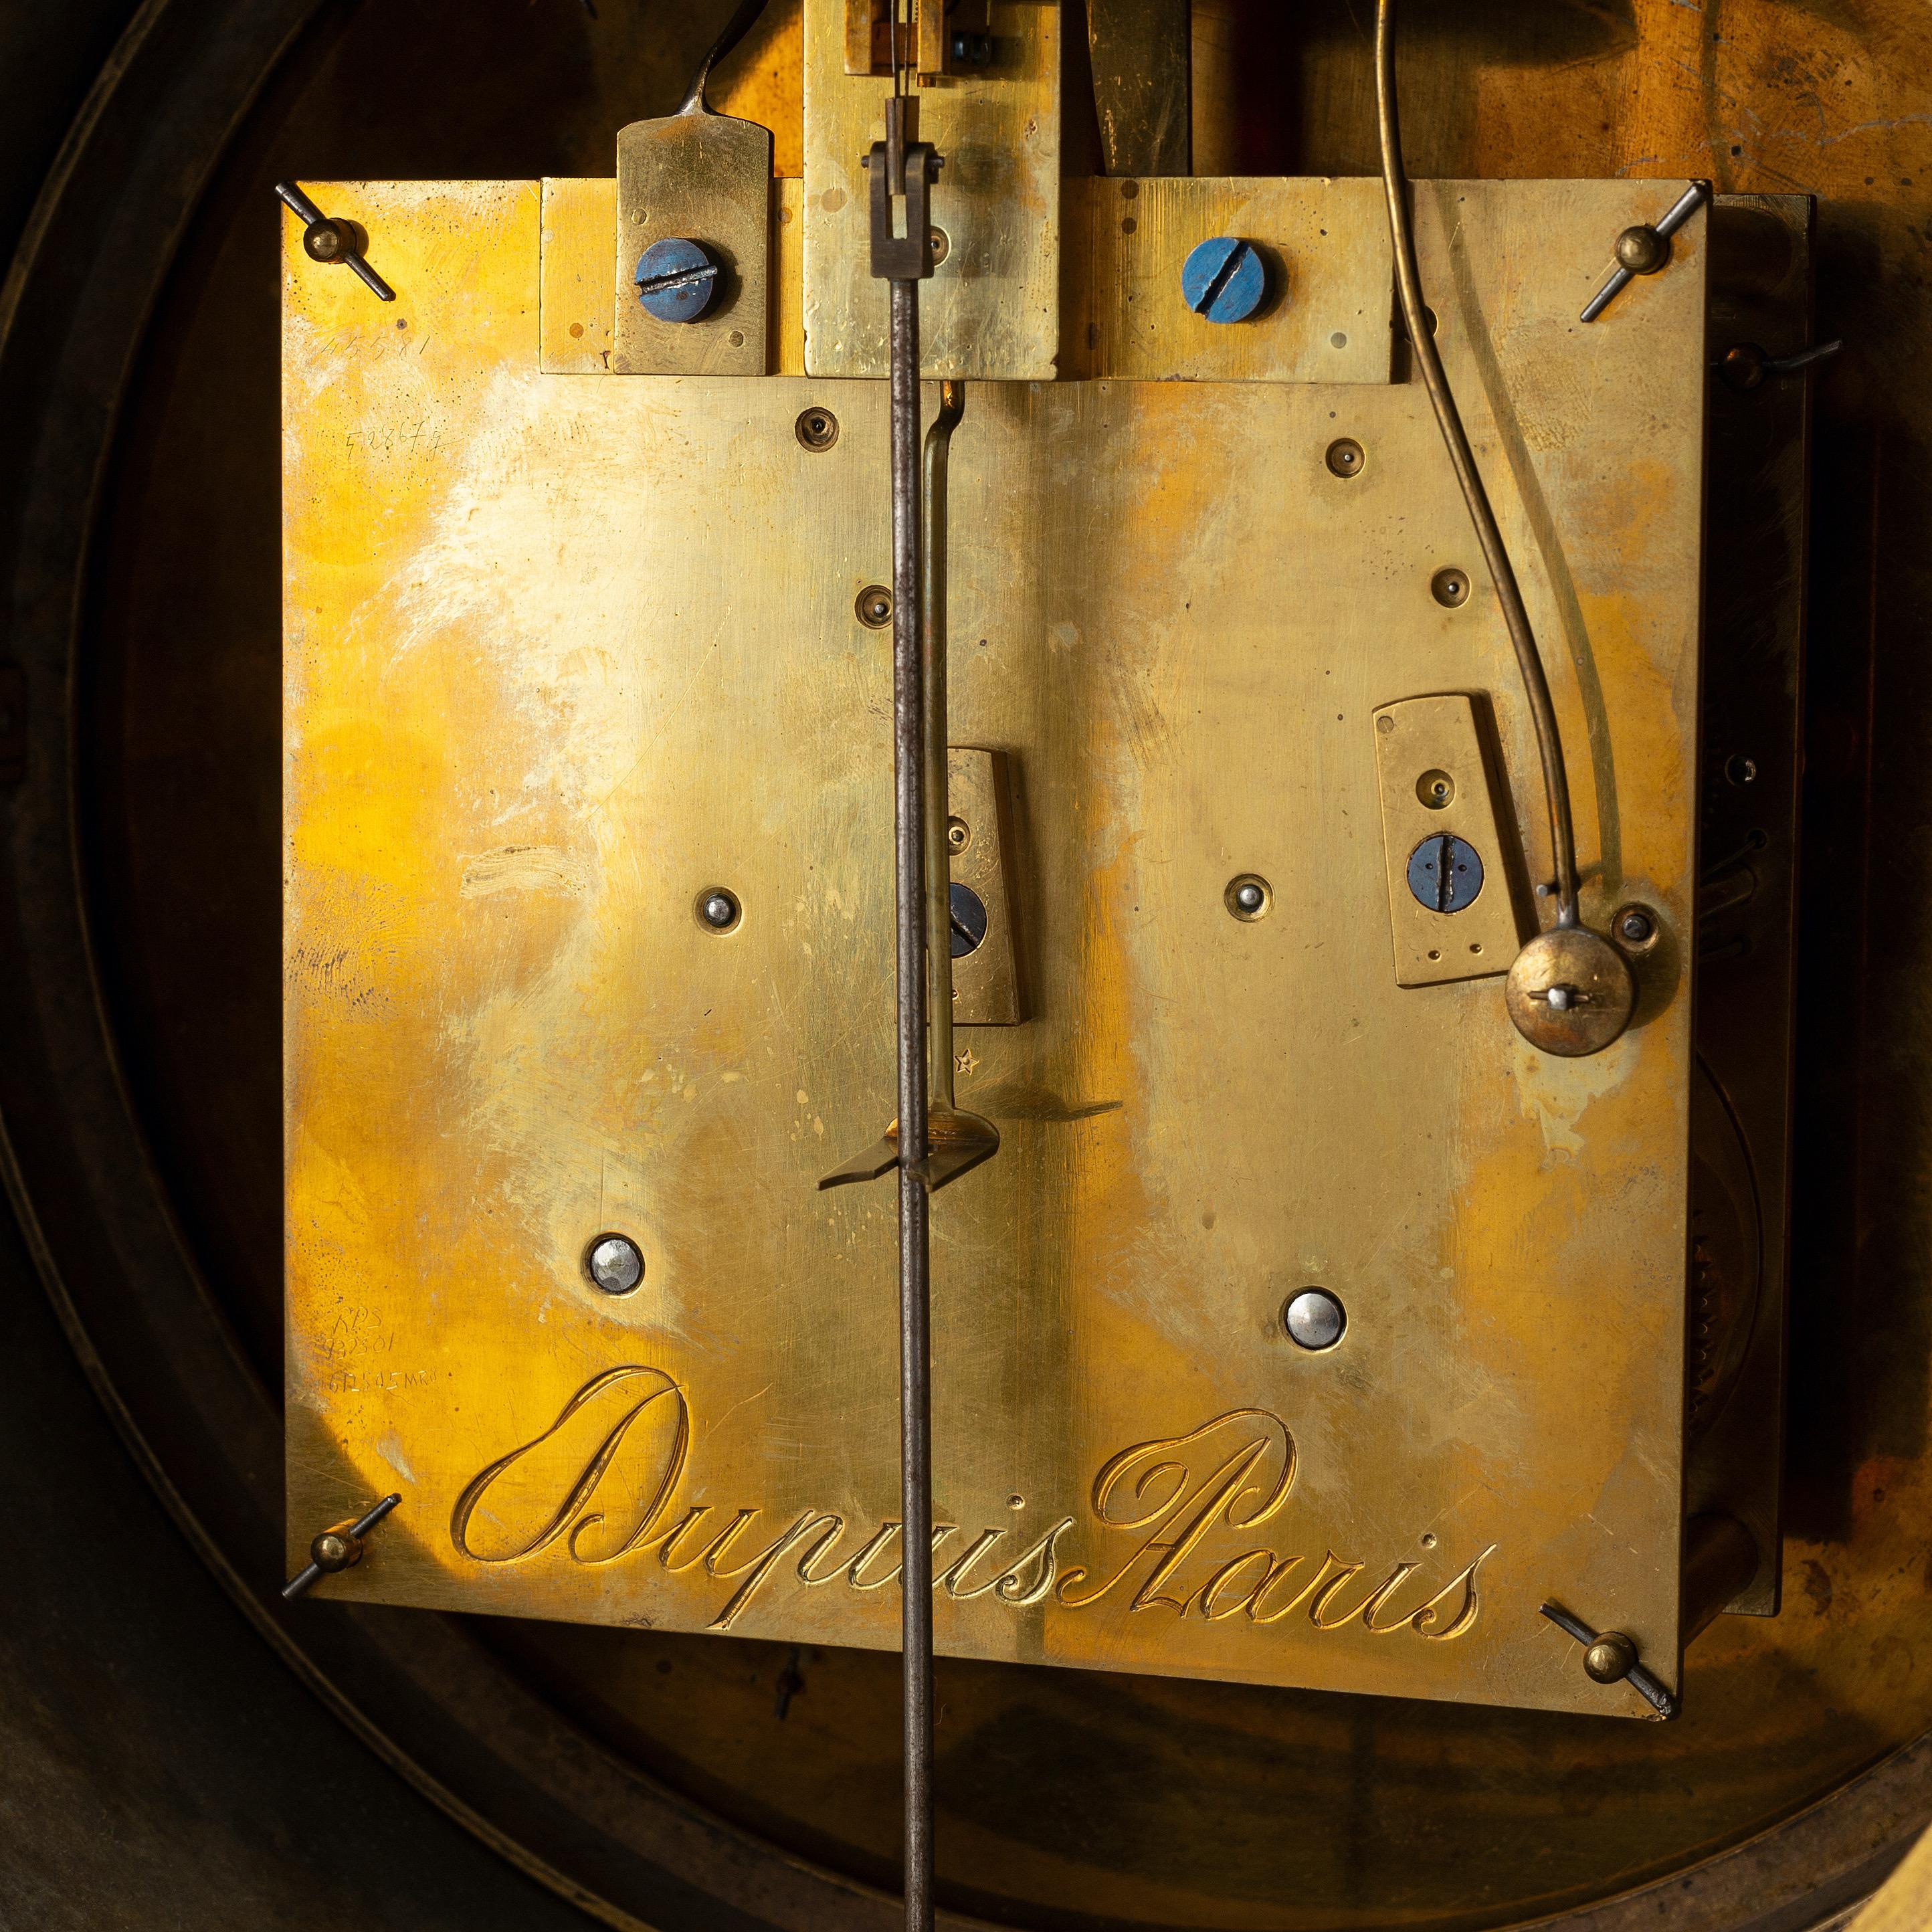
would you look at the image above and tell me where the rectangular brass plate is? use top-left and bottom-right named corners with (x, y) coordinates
top-left (802, 0), bottom-right (1060, 379)
top-left (285, 177), bottom-right (1707, 1717)
top-left (545, 176), bottom-right (1383, 386)
top-left (613, 112), bottom-right (771, 375)
top-left (948, 747), bottom-right (1022, 1026)
top-left (1062, 177), bottom-right (1393, 384)
top-left (1372, 694), bottom-right (1526, 985)
top-left (545, 177), bottom-right (805, 377)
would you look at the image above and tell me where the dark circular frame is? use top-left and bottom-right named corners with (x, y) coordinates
top-left (0, 3), bottom-right (1925, 1927)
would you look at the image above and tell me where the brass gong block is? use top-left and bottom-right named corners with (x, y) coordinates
top-left (284, 174), bottom-right (1709, 1719)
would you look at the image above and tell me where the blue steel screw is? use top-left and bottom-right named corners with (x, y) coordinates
top-left (1407, 834), bottom-right (1484, 914)
top-left (1181, 236), bottom-right (1266, 324)
top-left (634, 237), bottom-right (721, 323)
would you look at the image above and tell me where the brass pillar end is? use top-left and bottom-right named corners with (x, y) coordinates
top-left (1505, 927), bottom-right (1636, 1057)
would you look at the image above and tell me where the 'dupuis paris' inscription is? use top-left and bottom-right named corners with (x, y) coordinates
top-left (450, 1366), bottom-right (1494, 1640)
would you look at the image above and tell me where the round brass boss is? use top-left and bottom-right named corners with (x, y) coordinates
top-left (1505, 927), bottom-right (1637, 1057)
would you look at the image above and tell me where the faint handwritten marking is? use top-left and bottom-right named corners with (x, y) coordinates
top-left (326, 1367), bottom-right (431, 1395)
top-left (458, 845), bottom-right (589, 898)
top-left (451, 1375), bottom-right (1494, 1643)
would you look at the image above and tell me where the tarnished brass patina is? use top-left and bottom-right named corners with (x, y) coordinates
top-left (285, 170), bottom-right (1709, 1720)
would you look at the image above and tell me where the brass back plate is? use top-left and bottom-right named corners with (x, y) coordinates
top-left (284, 177), bottom-right (1706, 1718)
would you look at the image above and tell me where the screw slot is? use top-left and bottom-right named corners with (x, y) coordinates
top-left (1224, 873), bottom-right (1272, 922)
top-left (795, 406), bottom-right (840, 452)
top-left (1326, 436), bottom-right (1365, 479)
top-left (585, 1233), bottom-right (646, 1295)
top-left (949, 882), bottom-right (989, 958)
top-left (856, 585), bottom-right (893, 629)
top-left (1416, 769), bottom-right (1455, 810)
top-left (1180, 235), bottom-right (1268, 326)
top-left (1431, 567), bottom-right (1471, 609)
top-left (633, 237), bottom-right (721, 324)
top-left (696, 887), bottom-right (742, 934)
top-left (1284, 1288), bottom-right (1346, 1351)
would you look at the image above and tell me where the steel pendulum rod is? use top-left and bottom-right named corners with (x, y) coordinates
top-left (890, 256), bottom-right (935, 1932)
top-left (874, 13), bottom-right (941, 1919)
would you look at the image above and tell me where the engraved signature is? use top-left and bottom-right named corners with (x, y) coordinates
top-left (450, 1367), bottom-right (1493, 1641)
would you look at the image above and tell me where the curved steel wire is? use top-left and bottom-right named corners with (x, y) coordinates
top-left (1374, 0), bottom-right (1582, 927)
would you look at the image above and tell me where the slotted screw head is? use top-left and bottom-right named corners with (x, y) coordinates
top-left (1181, 236), bottom-right (1267, 325)
top-left (634, 237), bottom-right (720, 323)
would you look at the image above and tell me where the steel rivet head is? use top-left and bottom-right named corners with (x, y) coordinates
top-left (795, 406), bottom-right (840, 452)
top-left (303, 219), bottom-right (347, 264)
top-left (1719, 343), bottom-right (1768, 391)
top-left (696, 888), bottom-right (741, 934)
top-left (1224, 874), bottom-right (1272, 921)
top-left (856, 585), bottom-right (893, 629)
top-left (1584, 1632), bottom-right (1639, 1683)
top-left (634, 237), bottom-right (720, 324)
top-left (1614, 224), bottom-right (1670, 275)
top-left (1284, 1288), bottom-right (1346, 1351)
top-left (1326, 437), bottom-right (1365, 479)
top-left (1181, 236), bottom-right (1268, 325)
top-left (586, 1233), bottom-right (646, 1294)
top-left (310, 1530), bottom-right (359, 1573)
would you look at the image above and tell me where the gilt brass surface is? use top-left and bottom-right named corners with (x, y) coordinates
top-left (613, 108), bottom-right (771, 375)
top-left (285, 172), bottom-right (1706, 1720)
top-left (802, 0), bottom-right (1061, 379)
